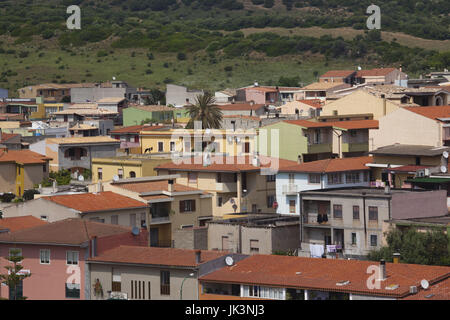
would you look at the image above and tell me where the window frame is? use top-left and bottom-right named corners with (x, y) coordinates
top-left (39, 249), bottom-right (50, 265)
top-left (368, 206), bottom-right (378, 221)
top-left (66, 251), bottom-right (79, 266)
top-left (308, 173), bottom-right (321, 184)
top-left (352, 206), bottom-right (360, 220)
top-left (333, 204), bottom-right (343, 219)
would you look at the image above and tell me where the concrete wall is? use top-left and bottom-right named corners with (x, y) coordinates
top-left (71, 88), bottom-right (128, 103)
top-left (89, 263), bottom-right (199, 300)
top-left (370, 107), bottom-right (441, 150)
top-left (391, 190), bottom-right (447, 219)
top-left (166, 84), bottom-right (203, 107)
top-left (0, 163), bottom-right (17, 194)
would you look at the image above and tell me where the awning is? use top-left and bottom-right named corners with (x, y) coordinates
top-left (406, 177), bottom-right (450, 184)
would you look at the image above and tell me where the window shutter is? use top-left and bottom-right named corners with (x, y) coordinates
top-left (191, 200), bottom-right (196, 212)
top-left (179, 201), bottom-right (184, 213)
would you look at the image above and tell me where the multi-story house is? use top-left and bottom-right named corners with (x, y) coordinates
top-left (165, 84), bottom-right (203, 107)
top-left (319, 70), bottom-right (356, 85)
top-left (0, 219), bottom-right (148, 300)
top-left (199, 254), bottom-right (450, 300)
top-left (122, 105), bottom-right (175, 127)
top-left (275, 156), bottom-right (373, 215)
top-left (0, 149), bottom-right (51, 196)
top-left (110, 124), bottom-right (166, 154)
top-left (87, 246), bottom-right (243, 300)
top-left (155, 155), bottom-right (298, 217)
top-left (260, 119), bottom-right (377, 162)
top-left (96, 175), bottom-right (213, 248)
top-left (30, 136), bottom-right (120, 175)
top-left (298, 187), bottom-right (447, 258)
top-left (2, 191), bottom-right (149, 225)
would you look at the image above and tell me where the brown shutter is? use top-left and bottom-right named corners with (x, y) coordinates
top-left (179, 201), bottom-right (184, 213)
top-left (191, 200), bottom-right (196, 212)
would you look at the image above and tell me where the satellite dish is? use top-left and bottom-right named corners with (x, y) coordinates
top-left (421, 279), bottom-right (429, 290)
top-left (131, 227), bottom-right (140, 236)
top-left (113, 175), bottom-right (119, 182)
top-left (443, 151), bottom-right (449, 159)
top-left (112, 76), bottom-right (116, 80)
top-left (78, 175), bottom-right (84, 181)
top-left (225, 256), bottom-right (234, 266)
top-left (441, 166), bottom-right (448, 173)
top-left (357, 66), bottom-right (362, 70)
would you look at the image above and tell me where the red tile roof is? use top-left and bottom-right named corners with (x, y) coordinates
top-left (283, 120), bottom-right (335, 128)
top-left (0, 149), bottom-right (51, 165)
top-left (356, 68), bottom-right (398, 77)
top-left (0, 218), bottom-right (134, 245)
top-left (328, 120), bottom-right (379, 130)
top-left (218, 103), bottom-right (265, 111)
top-left (297, 99), bottom-right (323, 109)
top-left (43, 191), bottom-right (148, 213)
top-left (110, 125), bottom-right (165, 134)
top-left (115, 180), bottom-right (201, 194)
top-left (404, 106), bottom-right (450, 121)
top-left (199, 254), bottom-right (450, 298)
top-left (0, 133), bottom-right (19, 143)
top-left (88, 245), bottom-right (228, 267)
top-left (403, 278), bottom-right (450, 300)
top-left (0, 216), bottom-right (48, 233)
top-left (280, 156), bottom-right (373, 173)
top-left (155, 155), bottom-right (299, 173)
top-left (320, 70), bottom-right (356, 78)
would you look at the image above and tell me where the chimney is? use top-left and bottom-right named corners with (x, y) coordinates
top-left (380, 259), bottom-right (386, 280)
top-left (297, 155), bottom-right (302, 164)
top-left (97, 181), bottom-right (103, 193)
top-left (52, 180), bottom-right (57, 193)
top-left (168, 179), bottom-right (174, 192)
top-left (195, 250), bottom-right (201, 264)
top-left (381, 94), bottom-right (386, 116)
top-left (393, 252), bottom-right (400, 264)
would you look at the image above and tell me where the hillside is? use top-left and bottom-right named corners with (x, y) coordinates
top-left (0, 0), bottom-right (448, 94)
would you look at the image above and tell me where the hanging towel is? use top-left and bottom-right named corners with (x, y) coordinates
top-left (326, 245), bottom-right (337, 253)
top-left (310, 244), bottom-right (325, 258)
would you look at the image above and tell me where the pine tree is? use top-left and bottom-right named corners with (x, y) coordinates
top-left (0, 249), bottom-right (31, 300)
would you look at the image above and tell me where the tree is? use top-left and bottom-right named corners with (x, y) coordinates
top-left (368, 227), bottom-right (450, 266)
top-left (185, 93), bottom-right (223, 129)
top-left (0, 249), bottom-right (31, 300)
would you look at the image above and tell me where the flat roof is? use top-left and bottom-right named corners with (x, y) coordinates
top-left (301, 187), bottom-right (432, 197)
top-left (370, 144), bottom-right (450, 157)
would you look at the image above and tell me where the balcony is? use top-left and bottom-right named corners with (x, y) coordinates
top-left (216, 182), bottom-right (237, 193)
top-left (304, 213), bottom-right (330, 226)
top-left (307, 143), bottom-right (332, 154)
top-left (341, 142), bottom-right (369, 153)
top-left (282, 184), bottom-right (298, 195)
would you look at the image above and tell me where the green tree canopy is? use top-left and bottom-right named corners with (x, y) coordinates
top-left (0, 248), bottom-right (31, 300)
top-left (185, 93), bottom-right (223, 129)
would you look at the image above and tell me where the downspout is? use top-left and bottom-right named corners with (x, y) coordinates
top-left (362, 192), bottom-right (367, 245)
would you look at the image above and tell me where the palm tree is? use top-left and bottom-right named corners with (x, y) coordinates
top-left (185, 93), bottom-right (223, 129)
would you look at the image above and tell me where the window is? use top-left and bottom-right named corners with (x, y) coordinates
top-left (369, 207), bottom-right (378, 221)
top-left (9, 280), bottom-right (23, 300)
top-left (328, 173), bottom-right (342, 185)
top-left (308, 173), bottom-right (321, 184)
top-left (288, 173), bottom-right (295, 184)
top-left (111, 215), bottom-right (118, 225)
top-left (66, 251), bottom-right (79, 265)
top-left (333, 204), bottom-right (343, 219)
top-left (289, 200), bottom-right (296, 214)
top-left (217, 173), bottom-right (222, 183)
top-left (353, 206), bottom-right (360, 220)
top-left (97, 168), bottom-right (102, 181)
top-left (40, 215), bottom-right (48, 221)
top-left (43, 164), bottom-right (47, 173)
top-left (188, 172), bottom-right (198, 184)
top-left (217, 197), bottom-right (223, 207)
top-left (160, 271), bottom-right (170, 295)
top-left (250, 240), bottom-right (259, 254)
top-left (112, 269), bottom-right (121, 292)
top-left (179, 200), bottom-right (196, 213)
top-left (363, 171), bottom-right (369, 182)
top-left (65, 283), bottom-right (80, 299)
top-left (140, 213), bottom-right (146, 228)
top-left (40, 249), bottom-right (50, 264)
top-left (243, 285), bottom-right (284, 300)
top-left (370, 235), bottom-right (378, 247)
top-left (181, 224), bottom-right (194, 229)
top-left (266, 175), bottom-right (276, 182)
top-left (351, 233), bottom-right (357, 245)
top-left (118, 169), bottom-right (124, 179)
top-left (346, 172), bottom-right (360, 184)
top-left (243, 142), bottom-right (250, 153)
top-left (129, 171), bottom-right (136, 178)
top-left (267, 195), bottom-right (275, 208)
top-left (158, 142), bottom-right (164, 152)
top-left (170, 141), bottom-right (175, 152)
top-left (130, 214), bottom-right (136, 227)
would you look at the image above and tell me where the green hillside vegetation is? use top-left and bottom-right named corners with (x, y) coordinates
top-left (0, 0), bottom-right (448, 94)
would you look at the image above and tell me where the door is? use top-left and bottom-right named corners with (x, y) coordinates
top-left (150, 227), bottom-right (159, 247)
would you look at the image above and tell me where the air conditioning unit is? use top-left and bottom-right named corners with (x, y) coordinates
top-left (409, 286), bottom-right (418, 294)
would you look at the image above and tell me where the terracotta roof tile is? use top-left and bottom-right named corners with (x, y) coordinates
top-left (0, 216), bottom-right (48, 233)
top-left (297, 99), bottom-right (323, 109)
top-left (43, 191), bottom-right (148, 213)
top-left (328, 120), bottom-right (379, 130)
top-left (356, 68), bottom-right (398, 77)
top-left (88, 245), bottom-right (228, 267)
top-left (404, 106), bottom-right (450, 121)
top-left (0, 218), bottom-right (134, 245)
top-left (199, 254), bottom-right (450, 298)
top-left (155, 156), bottom-right (298, 173)
top-left (110, 125), bottom-right (165, 134)
top-left (403, 278), bottom-right (450, 300)
top-left (280, 156), bottom-right (373, 173)
top-left (0, 133), bottom-right (20, 143)
top-left (0, 149), bottom-right (51, 165)
top-left (115, 180), bottom-right (201, 194)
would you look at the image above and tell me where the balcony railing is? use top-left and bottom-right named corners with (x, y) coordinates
top-left (216, 182), bottom-right (237, 193)
top-left (160, 284), bottom-right (170, 296)
top-left (282, 184), bottom-right (298, 194)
